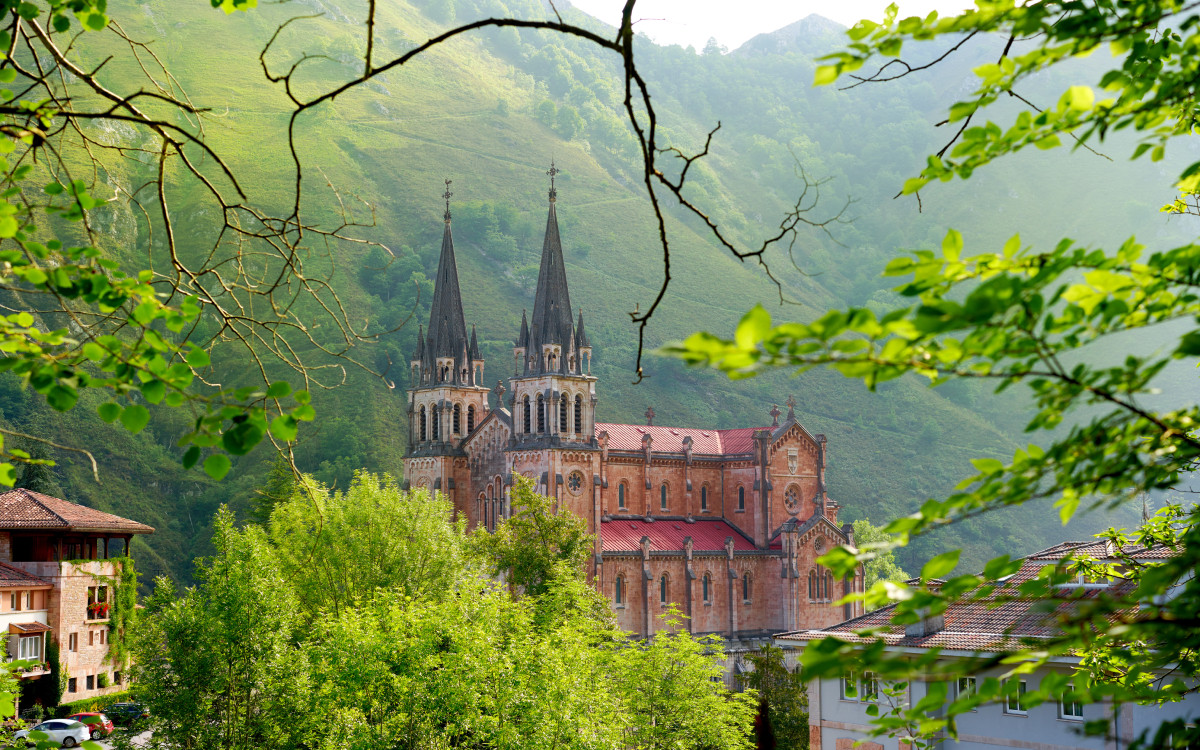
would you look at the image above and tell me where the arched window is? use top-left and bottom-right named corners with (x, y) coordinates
top-left (743, 573), bottom-right (751, 603)
top-left (808, 570), bottom-right (816, 601)
top-left (523, 395), bottom-right (531, 433)
top-left (453, 403), bottom-right (461, 435)
top-left (467, 405), bottom-right (476, 434)
top-left (557, 393), bottom-right (566, 432)
top-left (419, 406), bottom-right (427, 441)
top-left (700, 486), bottom-right (708, 511)
top-left (825, 572), bottom-right (834, 601)
top-left (432, 405), bottom-right (441, 440)
top-left (618, 483), bottom-right (626, 509)
top-left (660, 484), bottom-right (668, 510)
top-left (537, 394), bottom-right (545, 432)
top-left (615, 576), bottom-right (624, 605)
top-left (702, 573), bottom-right (711, 602)
top-left (659, 575), bottom-right (668, 604)
top-left (738, 486), bottom-right (745, 511)
top-left (574, 394), bottom-right (583, 433)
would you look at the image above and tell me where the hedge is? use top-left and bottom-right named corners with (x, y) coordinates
top-left (55, 689), bottom-right (134, 718)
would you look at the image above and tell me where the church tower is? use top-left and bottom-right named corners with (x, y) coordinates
top-left (404, 180), bottom-right (490, 499)
top-left (508, 164), bottom-right (598, 506)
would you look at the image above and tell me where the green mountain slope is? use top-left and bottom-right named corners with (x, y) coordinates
top-left (2, 0), bottom-right (1169, 580)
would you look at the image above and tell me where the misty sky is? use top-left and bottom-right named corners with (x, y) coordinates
top-left (568, 0), bottom-right (973, 51)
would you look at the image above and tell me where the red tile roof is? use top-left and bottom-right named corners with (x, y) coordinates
top-left (595, 423), bottom-right (764, 455)
top-left (0, 561), bottom-right (50, 588)
top-left (9, 622), bottom-right (51, 633)
top-left (777, 540), bottom-right (1172, 652)
top-left (600, 517), bottom-right (757, 553)
top-left (0, 489), bottom-right (154, 534)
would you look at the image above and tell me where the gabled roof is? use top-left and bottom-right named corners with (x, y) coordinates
top-left (0, 489), bottom-right (154, 534)
top-left (600, 517), bottom-right (757, 553)
top-left (596, 423), bottom-right (764, 455)
top-left (775, 540), bottom-right (1169, 652)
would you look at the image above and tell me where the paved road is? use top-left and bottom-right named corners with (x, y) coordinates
top-left (94, 729), bottom-right (152, 748)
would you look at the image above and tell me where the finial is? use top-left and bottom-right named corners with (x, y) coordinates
top-left (443, 178), bottom-right (453, 222)
top-left (547, 160), bottom-right (559, 202)
top-left (495, 379), bottom-right (506, 399)
top-left (786, 394), bottom-right (797, 420)
top-left (644, 405), bottom-right (655, 426)
top-left (769, 404), bottom-right (781, 427)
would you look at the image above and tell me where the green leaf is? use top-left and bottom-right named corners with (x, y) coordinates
top-left (182, 446), bottom-right (201, 469)
top-left (971, 457), bottom-right (1004, 475)
top-left (269, 415), bottom-right (298, 442)
top-left (97, 402), bottom-right (121, 423)
top-left (813, 65), bottom-right (839, 86)
top-left (119, 404), bottom-right (150, 434)
top-left (734, 304), bottom-right (771, 350)
top-left (140, 380), bottom-right (166, 405)
top-left (204, 453), bottom-right (231, 480)
top-left (921, 549), bottom-right (960, 580)
top-left (0, 463), bottom-right (15, 487)
top-left (186, 347), bottom-right (210, 368)
top-left (266, 380), bottom-right (292, 399)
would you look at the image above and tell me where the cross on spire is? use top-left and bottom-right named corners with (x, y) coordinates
top-left (547, 160), bottom-right (559, 202)
top-left (769, 404), bottom-right (781, 427)
top-left (443, 178), bottom-right (453, 222)
top-left (644, 405), bottom-right (655, 426)
top-left (786, 394), bottom-right (797, 420)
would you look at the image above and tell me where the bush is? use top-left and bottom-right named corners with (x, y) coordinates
top-left (97, 673), bottom-right (109, 689)
top-left (55, 689), bottom-right (134, 718)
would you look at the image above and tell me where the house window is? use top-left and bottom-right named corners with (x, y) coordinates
top-left (660, 484), bottom-right (668, 510)
top-left (700, 486), bottom-right (708, 511)
top-left (737, 486), bottom-right (745, 511)
top-left (24, 592), bottom-right (30, 610)
top-left (1006, 679), bottom-right (1027, 715)
top-left (825, 572), bottom-right (834, 601)
top-left (574, 395), bottom-right (582, 433)
top-left (523, 395), bottom-right (531, 433)
top-left (87, 586), bottom-right (109, 620)
top-left (659, 575), bottom-right (667, 604)
top-left (86, 674), bottom-right (94, 691)
top-left (614, 576), bottom-right (624, 606)
top-left (702, 574), bottom-right (711, 603)
top-left (1060, 682), bottom-right (1083, 720)
top-left (618, 483), bottom-right (626, 509)
top-left (68, 678), bottom-right (76, 693)
top-left (113, 671), bottom-right (122, 685)
top-left (9, 592), bottom-right (15, 611)
top-left (100, 629), bottom-right (106, 646)
top-left (89, 631), bottom-right (94, 646)
top-left (18, 635), bottom-right (40, 660)
top-left (743, 574), bottom-right (751, 603)
top-left (808, 570), bottom-right (816, 601)
top-left (957, 676), bottom-right (977, 699)
top-left (841, 671), bottom-right (858, 700)
top-left (68, 633), bottom-right (77, 652)
top-left (862, 672), bottom-right (879, 702)
top-left (560, 394), bottom-right (568, 432)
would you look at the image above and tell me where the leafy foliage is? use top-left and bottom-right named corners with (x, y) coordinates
top-left (738, 645), bottom-right (809, 750)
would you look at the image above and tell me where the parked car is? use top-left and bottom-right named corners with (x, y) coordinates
top-left (12, 718), bottom-right (89, 747)
top-left (102, 702), bottom-right (148, 726)
top-left (64, 712), bottom-right (114, 740)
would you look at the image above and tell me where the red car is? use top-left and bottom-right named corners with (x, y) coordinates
top-left (65, 712), bottom-right (114, 740)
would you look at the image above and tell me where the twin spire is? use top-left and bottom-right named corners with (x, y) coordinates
top-left (413, 163), bottom-right (590, 388)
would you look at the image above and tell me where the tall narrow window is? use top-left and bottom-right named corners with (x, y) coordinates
top-left (702, 574), bottom-right (711, 602)
top-left (574, 394), bottom-right (583, 433)
top-left (1060, 682), bottom-right (1083, 720)
top-left (467, 405), bottom-right (476, 434)
top-left (808, 570), bottom-right (816, 601)
top-left (659, 575), bottom-right (668, 604)
top-left (700, 486), bottom-right (708, 511)
top-left (537, 394), bottom-right (545, 432)
top-left (453, 403), bottom-right (461, 435)
top-left (560, 394), bottom-right (568, 432)
top-left (743, 573), bottom-right (751, 603)
top-left (1006, 679), bottom-right (1028, 714)
top-left (618, 483), bottom-right (626, 509)
top-left (826, 572), bottom-right (834, 601)
top-left (432, 405), bottom-right (441, 440)
top-left (615, 576), bottom-right (624, 605)
top-left (419, 406), bottom-right (427, 441)
top-left (523, 395), bottom-right (531, 433)
top-left (660, 484), bottom-right (668, 510)
top-left (738, 486), bottom-right (745, 511)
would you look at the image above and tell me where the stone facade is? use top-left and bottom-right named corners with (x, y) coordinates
top-left (403, 177), bottom-right (864, 640)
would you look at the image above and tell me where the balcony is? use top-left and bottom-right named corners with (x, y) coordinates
top-left (15, 663), bottom-right (49, 679)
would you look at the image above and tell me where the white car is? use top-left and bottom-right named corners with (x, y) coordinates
top-left (11, 718), bottom-right (89, 747)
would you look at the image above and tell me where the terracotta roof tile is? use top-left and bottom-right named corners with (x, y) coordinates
top-left (9, 622), bottom-right (51, 633)
top-left (600, 517), bottom-right (756, 553)
top-left (0, 489), bottom-right (153, 534)
top-left (0, 561), bottom-right (50, 588)
top-left (595, 423), bottom-right (764, 455)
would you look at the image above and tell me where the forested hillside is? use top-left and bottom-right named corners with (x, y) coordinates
top-left (1, 0), bottom-right (1175, 581)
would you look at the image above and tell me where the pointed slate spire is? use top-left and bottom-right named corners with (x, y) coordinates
top-left (426, 180), bottom-right (471, 364)
top-left (469, 324), bottom-right (481, 361)
top-left (516, 309), bottom-right (530, 348)
top-left (575, 309), bottom-right (590, 349)
top-left (530, 162), bottom-right (574, 359)
top-left (415, 324), bottom-right (425, 360)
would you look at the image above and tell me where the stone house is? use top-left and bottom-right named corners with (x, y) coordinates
top-left (402, 172), bottom-right (865, 652)
top-left (0, 488), bottom-right (153, 709)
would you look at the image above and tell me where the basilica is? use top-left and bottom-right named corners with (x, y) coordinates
top-left (403, 172), bottom-right (863, 641)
